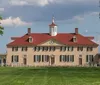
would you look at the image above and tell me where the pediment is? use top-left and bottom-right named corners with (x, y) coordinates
top-left (38, 39), bottom-right (64, 46)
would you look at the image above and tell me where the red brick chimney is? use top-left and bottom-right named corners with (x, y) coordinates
top-left (75, 28), bottom-right (78, 34)
top-left (28, 28), bottom-right (31, 34)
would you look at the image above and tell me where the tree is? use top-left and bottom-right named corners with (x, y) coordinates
top-left (0, 16), bottom-right (4, 35)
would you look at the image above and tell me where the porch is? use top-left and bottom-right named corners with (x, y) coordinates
top-left (0, 54), bottom-right (6, 66)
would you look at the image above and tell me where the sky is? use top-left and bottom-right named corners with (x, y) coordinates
top-left (0, 0), bottom-right (100, 53)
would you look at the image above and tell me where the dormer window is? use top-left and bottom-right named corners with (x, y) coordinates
top-left (29, 36), bottom-right (33, 43)
top-left (73, 36), bottom-right (77, 42)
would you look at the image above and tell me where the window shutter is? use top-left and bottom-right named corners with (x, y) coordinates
top-left (34, 55), bottom-right (36, 62)
top-left (47, 55), bottom-right (49, 62)
top-left (60, 55), bottom-right (61, 62)
top-left (86, 55), bottom-right (88, 62)
top-left (72, 55), bottom-right (74, 62)
top-left (17, 56), bottom-right (19, 62)
top-left (42, 55), bottom-right (44, 62)
top-left (12, 56), bottom-right (13, 62)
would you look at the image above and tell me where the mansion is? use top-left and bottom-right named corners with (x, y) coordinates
top-left (1, 17), bottom-right (99, 66)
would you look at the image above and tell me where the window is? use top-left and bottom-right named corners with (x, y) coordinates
top-left (33, 55), bottom-right (49, 62)
top-left (45, 55), bottom-right (49, 62)
top-left (12, 47), bottom-right (18, 51)
top-left (50, 47), bottom-right (55, 51)
top-left (34, 55), bottom-right (36, 62)
top-left (63, 55), bottom-right (66, 62)
top-left (87, 47), bottom-right (93, 51)
top-left (59, 55), bottom-right (74, 62)
top-left (40, 47), bottom-right (43, 51)
top-left (42, 55), bottom-right (44, 62)
top-left (68, 47), bottom-right (73, 51)
top-left (44, 47), bottom-right (48, 51)
top-left (60, 47), bottom-right (62, 51)
top-left (38, 55), bottom-right (41, 62)
top-left (86, 55), bottom-right (94, 62)
top-left (62, 47), bottom-right (66, 51)
top-left (66, 55), bottom-right (69, 62)
top-left (53, 28), bottom-right (55, 32)
top-left (59, 55), bottom-right (64, 62)
top-left (29, 36), bottom-right (33, 43)
top-left (33, 47), bottom-right (40, 51)
top-left (70, 55), bottom-right (74, 62)
top-left (60, 55), bottom-right (62, 62)
top-left (22, 47), bottom-right (27, 51)
top-left (60, 47), bottom-right (67, 51)
top-left (37, 55), bottom-right (40, 62)
top-left (77, 47), bottom-right (83, 51)
top-left (34, 55), bottom-right (41, 62)
top-left (73, 36), bottom-right (77, 42)
top-left (12, 55), bottom-right (19, 63)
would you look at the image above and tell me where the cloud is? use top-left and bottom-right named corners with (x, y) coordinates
top-left (1, 0), bottom-right (98, 23)
top-left (0, 17), bottom-right (32, 27)
top-left (8, 0), bottom-right (97, 6)
top-left (89, 12), bottom-right (99, 16)
top-left (72, 16), bottom-right (84, 22)
top-left (0, 8), bottom-right (4, 12)
top-left (57, 15), bottom-right (84, 24)
top-left (9, 0), bottom-right (49, 6)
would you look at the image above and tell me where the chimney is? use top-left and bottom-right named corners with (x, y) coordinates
top-left (28, 28), bottom-right (31, 34)
top-left (75, 28), bottom-right (78, 34)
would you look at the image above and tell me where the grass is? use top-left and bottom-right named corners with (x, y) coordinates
top-left (0, 67), bottom-right (100, 85)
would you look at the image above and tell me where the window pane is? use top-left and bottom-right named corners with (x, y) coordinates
top-left (42, 55), bottom-right (44, 62)
top-left (34, 55), bottom-right (36, 62)
top-left (12, 56), bottom-right (13, 62)
top-left (60, 55), bottom-right (62, 62)
top-left (86, 55), bottom-right (88, 62)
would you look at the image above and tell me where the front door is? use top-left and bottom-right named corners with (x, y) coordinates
top-left (79, 58), bottom-right (82, 65)
top-left (23, 58), bottom-right (27, 65)
top-left (51, 57), bottom-right (55, 65)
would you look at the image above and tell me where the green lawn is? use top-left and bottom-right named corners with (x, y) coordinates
top-left (0, 67), bottom-right (100, 85)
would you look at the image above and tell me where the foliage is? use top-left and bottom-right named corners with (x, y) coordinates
top-left (0, 16), bottom-right (4, 35)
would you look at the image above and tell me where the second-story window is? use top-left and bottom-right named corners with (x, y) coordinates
top-left (12, 47), bottom-right (18, 51)
top-left (68, 47), bottom-right (73, 51)
top-left (77, 47), bottom-right (83, 51)
top-left (60, 47), bottom-right (67, 51)
top-left (87, 47), bottom-right (93, 51)
top-left (22, 47), bottom-right (27, 51)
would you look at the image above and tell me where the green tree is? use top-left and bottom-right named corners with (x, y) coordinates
top-left (0, 16), bottom-right (4, 35)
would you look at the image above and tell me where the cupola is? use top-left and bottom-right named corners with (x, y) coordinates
top-left (49, 17), bottom-right (57, 36)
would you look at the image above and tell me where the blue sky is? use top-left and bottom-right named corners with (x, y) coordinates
top-left (0, 0), bottom-right (100, 53)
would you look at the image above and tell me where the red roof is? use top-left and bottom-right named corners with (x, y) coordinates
top-left (49, 22), bottom-right (57, 27)
top-left (7, 33), bottom-right (98, 46)
top-left (86, 36), bottom-right (94, 40)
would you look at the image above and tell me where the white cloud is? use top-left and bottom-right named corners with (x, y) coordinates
top-left (56, 15), bottom-right (84, 24)
top-left (0, 8), bottom-right (4, 12)
top-left (73, 16), bottom-right (84, 22)
top-left (0, 17), bottom-right (32, 27)
top-left (8, 0), bottom-right (97, 6)
top-left (9, 0), bottom-right (49, 6)
top-left (90, 12), bottom-right (99, 16)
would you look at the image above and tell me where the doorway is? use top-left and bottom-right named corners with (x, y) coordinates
top-left (79, 58), bottom-right (82, 65)
top-left (51, 57), bottom-right (55, 65)
top-left (23, 58), bottom-right (27, 65)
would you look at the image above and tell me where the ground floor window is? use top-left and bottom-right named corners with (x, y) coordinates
top-left (11, 55), bottom-right (19, 63)
top-left (34, 55), bottom-right (49, 62)
top-left (60, 55), bottom-right (74, 62)
top-left (86, 55), bottom-right (94, 62)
